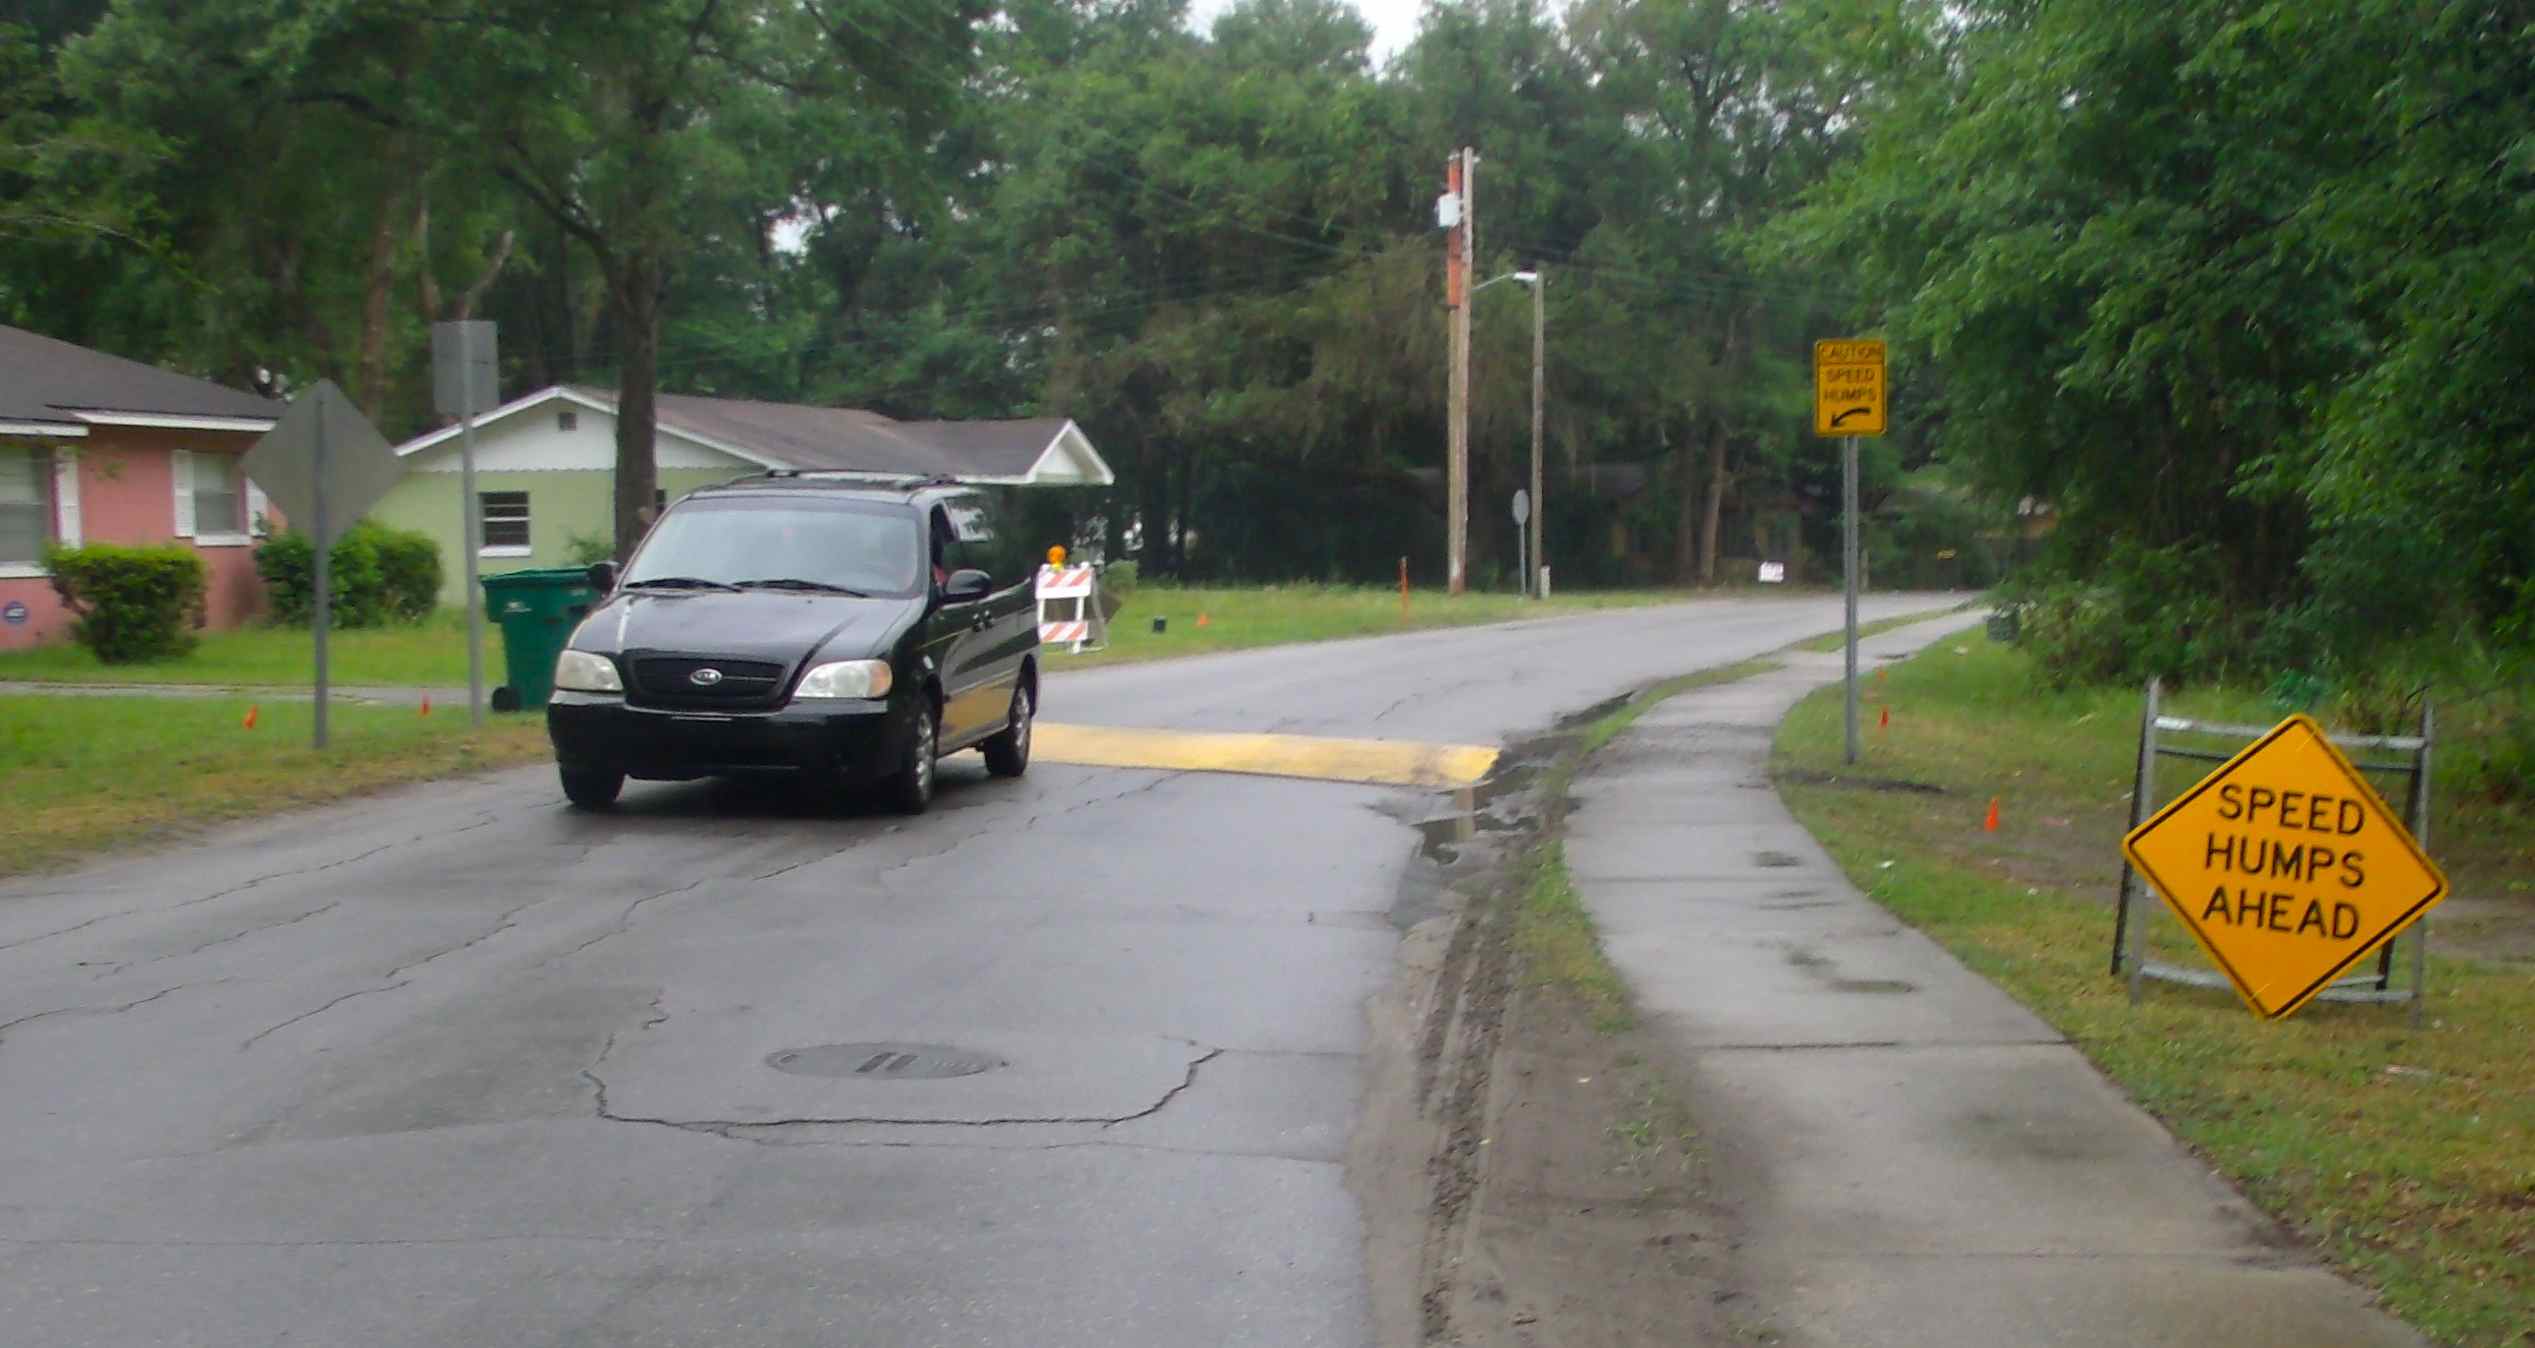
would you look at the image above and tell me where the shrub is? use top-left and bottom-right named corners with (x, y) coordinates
top-left (42, 542), bottom-right (205, 663)
top-left (564, 532), bottom-right (614, 566)
top-left (254, 521), bottom-right (437, 627)
top-left (2008, 553), bottom-right (2244, 691)
top-left (1097, 559), bottom-right (1138, 620)
top-left (2460, 707), bottom-right (2535, 804)
top-left (370, 525), bottom-right (442, 621)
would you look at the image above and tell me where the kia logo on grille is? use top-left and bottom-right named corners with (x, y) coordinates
top-left (689, 667), bottom-right (725, 687)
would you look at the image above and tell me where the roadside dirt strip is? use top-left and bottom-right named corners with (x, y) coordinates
top-left (1349, 705), bottom-right (1737, 1348)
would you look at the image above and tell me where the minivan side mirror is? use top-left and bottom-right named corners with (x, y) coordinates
top-left (944, 568), bottom-right (993, 602)
top-left (586, 559), bottom-right (620, 592)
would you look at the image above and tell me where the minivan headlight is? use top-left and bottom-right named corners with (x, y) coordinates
top-left (554, 649), bottom-right (624, 694)
top-left (794, 659), bottom-right (894, 700)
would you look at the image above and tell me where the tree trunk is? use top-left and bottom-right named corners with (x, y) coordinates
top-left (1671, 426), bottom-right (1701, 587)
top-left (611, 254), bottom-right (664, 562)
top-left (1698, 418), bottom-right (1729, 586)
top-left (355, 191), bottom-right (403, 424)
top-left (1173, 439), bottom-right (1196, 575)
top-left (1137, 436), bottom-right (1170, 576)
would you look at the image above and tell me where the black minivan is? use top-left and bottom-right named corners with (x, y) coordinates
top-left (546, 474), bottom-right (1040, 814)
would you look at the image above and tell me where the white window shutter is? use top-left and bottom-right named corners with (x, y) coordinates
top-left (172, 449), bottom-right (195, 537)
top-left (54, 453), bottom-right (81, 548)
top-left (246, 478), bottom-right (270, 537)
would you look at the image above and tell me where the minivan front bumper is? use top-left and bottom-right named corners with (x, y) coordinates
top-left (548, 692), bottom-right (909, 782)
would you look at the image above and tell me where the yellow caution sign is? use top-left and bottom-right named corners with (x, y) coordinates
top-left (2121, 715), bottom-right (2446, 1019)
top-left (1814, 339), bottom-right (1886, 437)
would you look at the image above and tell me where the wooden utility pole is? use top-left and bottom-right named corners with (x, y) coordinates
top-left (1529, 264), bottom-right (1545, 599)
top-left (1445, 147), bottom-right (1475, 595)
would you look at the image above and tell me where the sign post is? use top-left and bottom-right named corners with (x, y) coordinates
top-left (433, 322), bottom-right (498, 727)
top-left (312, 400), bottom-right (330, 748)
top-left (243, 381), bottom-right (404, 751)
top-left (1511, 490), bottom-right (1531, 597)
top-left (1815, 339), bottom-right (1886, 765)
top-left (2120, 712), bottom-right (2447, 1020)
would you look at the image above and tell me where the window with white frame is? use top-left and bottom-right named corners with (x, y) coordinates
top-left (194, 454), bottom-right (243, 538)
top-left (173, 449), bottom-right (248, 543)
top-left (481, 491), bottom-right (531, 555)
top-left (0, 447), bottom-right (49, 567)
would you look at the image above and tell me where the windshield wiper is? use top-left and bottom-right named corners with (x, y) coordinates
top-left (738, 578), bottom-right (873, 597)
top-left (624, 575), bottom-right (741, 592)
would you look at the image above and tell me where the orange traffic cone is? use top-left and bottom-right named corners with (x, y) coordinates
top-left (242, 704), bottom-right (260, 731)
top-left (419, 693), bottom-right (432, 717)
top-left (1878, 705), bottom-right (1890, 731)
top-left (1983, 797), bottom-right (2000, 832)
top-left (1195, 612), bottom-right (1211, 628)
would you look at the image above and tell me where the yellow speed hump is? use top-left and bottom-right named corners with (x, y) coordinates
top-left (2121, 715), bottom-right (2447, 1019)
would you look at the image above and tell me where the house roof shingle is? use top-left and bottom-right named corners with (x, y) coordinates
top-left (628, 389), bottom-right (1075, 480)
top-left (1, 324), bottom-right (284, 429)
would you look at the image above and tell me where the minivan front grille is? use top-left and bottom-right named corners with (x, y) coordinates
top-left (629, 656), bottom-right (788, 710)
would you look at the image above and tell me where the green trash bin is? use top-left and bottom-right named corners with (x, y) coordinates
top-left (481, 567), bottom-right (599, 712)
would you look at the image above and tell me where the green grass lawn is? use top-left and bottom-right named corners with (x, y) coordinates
top-left (1772, 638), bottom-right (2535, 1345)
top-left (0, 609), bottom-right (505, 688)
top-left (1050, 584), bottom-right (1686, 668)
top-left (0, 696), bottom-right (549, 878)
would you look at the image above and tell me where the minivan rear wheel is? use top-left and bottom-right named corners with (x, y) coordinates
top-left (561, 766), bottom-right (624, 810)
top-left (887, 705), bottom-right (938, 815)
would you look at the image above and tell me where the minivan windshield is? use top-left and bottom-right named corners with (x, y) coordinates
top-left (624, 498), bottom-right (923, 598)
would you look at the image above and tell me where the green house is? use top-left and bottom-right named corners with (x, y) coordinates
top-left (373, 386), bottom-right (1114, 606)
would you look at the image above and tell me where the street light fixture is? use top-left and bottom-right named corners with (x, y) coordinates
top-left (1471, 270), bottom-right (1546, 597)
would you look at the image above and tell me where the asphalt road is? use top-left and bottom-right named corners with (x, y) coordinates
top-left (0, 592), bottom-right (1963, 1347)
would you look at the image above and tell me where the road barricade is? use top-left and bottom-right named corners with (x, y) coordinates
top-left (1035, 564), bottom-right (1108, 653)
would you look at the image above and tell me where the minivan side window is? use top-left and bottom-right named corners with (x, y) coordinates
top-left (940, 493), bottom-right (1032, 587)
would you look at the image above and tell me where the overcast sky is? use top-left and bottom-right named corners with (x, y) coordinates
top-left (1186, 0), bottom-right (1428, 64)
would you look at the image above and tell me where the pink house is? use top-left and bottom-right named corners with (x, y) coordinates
top-left (1, 325), bottom-right (287, 650)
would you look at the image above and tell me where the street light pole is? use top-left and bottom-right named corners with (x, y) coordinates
top-left (1529, 265), bottom-right (1545, 600)
top-left (1471, 268), bottom-right (1543, 596)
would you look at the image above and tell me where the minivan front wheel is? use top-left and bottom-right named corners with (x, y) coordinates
top-left (983, 685), bottom-right (1033, 778)
top-left (887, 704), bottom-right (938, 815)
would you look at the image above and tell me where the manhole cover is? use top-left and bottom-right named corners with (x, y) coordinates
top-left (764, 1043), bottom-right (1005, 1080)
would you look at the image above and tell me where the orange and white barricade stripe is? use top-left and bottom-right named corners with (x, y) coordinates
top-left (1035, 564), bottom-right (1108, 653)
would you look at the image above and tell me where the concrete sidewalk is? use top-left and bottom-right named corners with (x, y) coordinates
top-left (1564, 618), bottom-right (2425, 1347)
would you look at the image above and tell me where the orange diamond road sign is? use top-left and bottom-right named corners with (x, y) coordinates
top-left (2122, 714), bottom-right (2446, 1019)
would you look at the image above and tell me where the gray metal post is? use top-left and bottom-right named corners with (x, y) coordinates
top-left (459, 325), bottom-right (486, 728)
top-left (2410, 701), bottom-right (2433, 1027)
top-left (1529, 266), bottom-right (1545, 601)
top-left (312, 398), bottom-right (331, 751)
top-left (1842, 439), bottom-right (1860, 764)
top-left (2126, 679), bottom-right (2162, 1004)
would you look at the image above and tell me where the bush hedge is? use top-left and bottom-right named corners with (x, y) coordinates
top-left (254, 521), bottom-right (442, 627)
top-left (1097, 559), bottom-right (1138, 620)
top-left (42, 542), bottom-right (206, 663)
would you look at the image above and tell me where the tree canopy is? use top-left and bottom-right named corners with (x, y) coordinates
top-left (8, 0), bottom-right (2528, 675)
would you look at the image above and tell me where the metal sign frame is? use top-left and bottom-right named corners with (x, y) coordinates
top-left (2111, 679), bottom-right (2436, 1023)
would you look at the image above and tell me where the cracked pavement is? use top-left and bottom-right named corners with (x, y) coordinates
top-left (0, 591), bottom-right (1965, 1347)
